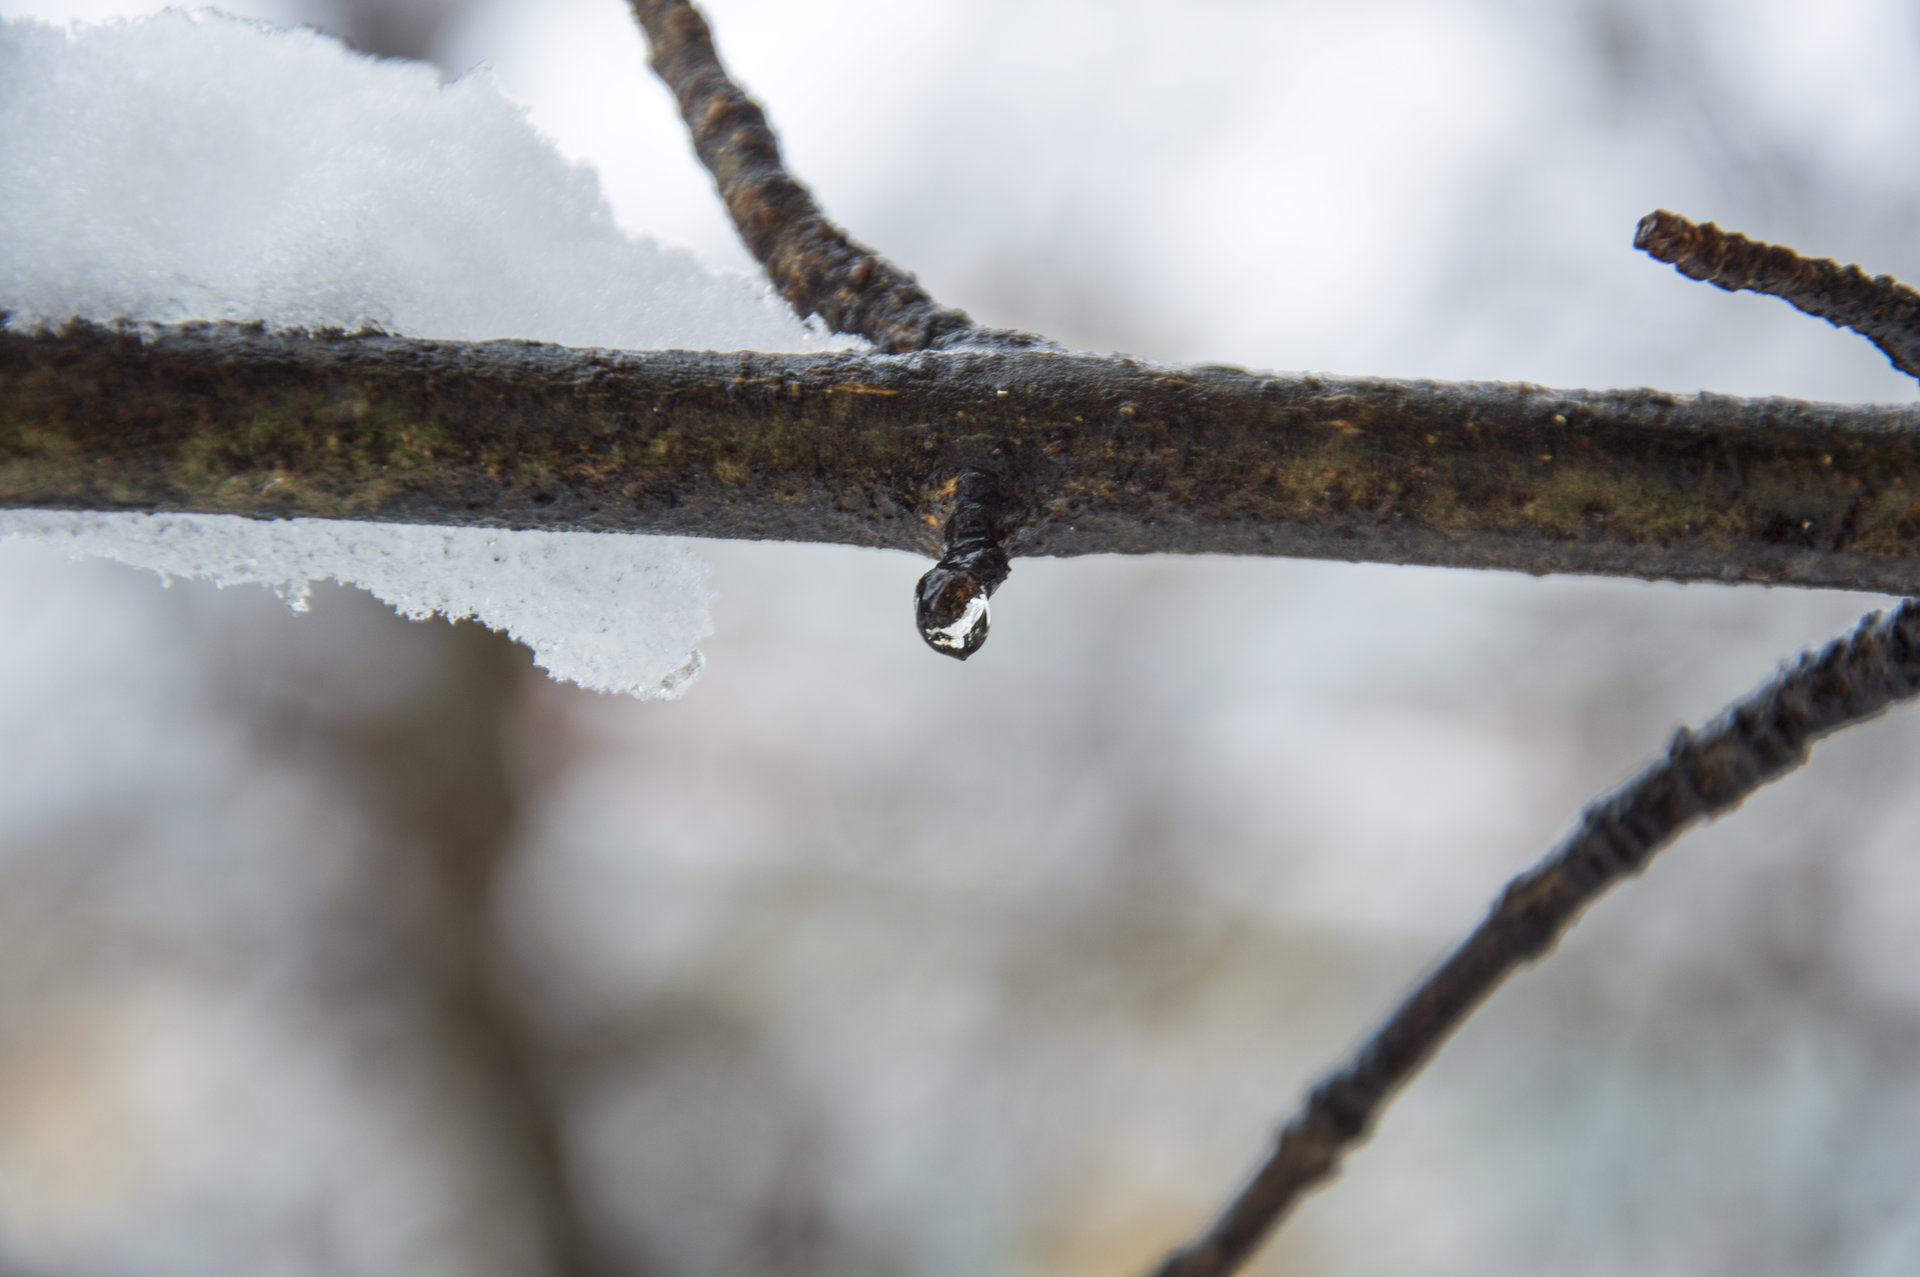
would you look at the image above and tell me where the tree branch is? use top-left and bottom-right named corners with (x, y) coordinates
top-left (1135, 216), bottom-right (1920, 1277)
top-left (625, 5), bottom-right (1920, 1266)
top-left (627, 0), bottom-right (1038, 356)
top-left (1636, 209), bottom-right (1920, 383)
top-left (1149, 597), bottom-right (1920, 1277)
top-left (8, 3), bottom-right (1919, 1269)
top-left (626, 0), bottom-right (1054, 652)
top-left (9, 319), bottom-right (1920, 595)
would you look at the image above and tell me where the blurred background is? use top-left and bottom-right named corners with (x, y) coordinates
top-left (4, 1), bottom-right (1920, 1274)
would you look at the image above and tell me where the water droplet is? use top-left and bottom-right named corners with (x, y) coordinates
top-left (915, 564), bottom-right (992, 659)
top-left (928, 592), bottom-right (989, 655)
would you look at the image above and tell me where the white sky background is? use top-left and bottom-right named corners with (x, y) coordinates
top-left (15, 0), bottom-right (1919, 397)
top-left (4, 2), bottom-right (1920, 1276)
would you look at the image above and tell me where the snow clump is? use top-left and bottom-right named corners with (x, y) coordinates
top-left (0, 11), bottom-right (838, 694)
top-left (0, 8), bottom-right (831, 349)
top-left (0, 511), bottom-right (714, 698)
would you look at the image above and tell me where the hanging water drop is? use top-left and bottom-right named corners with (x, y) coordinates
top-left (924, 589), bottom-right (989, 656)
top-left (915, 561), bottom-right (996, 659)
top-left (915, 459), bottom-right (1013, 660)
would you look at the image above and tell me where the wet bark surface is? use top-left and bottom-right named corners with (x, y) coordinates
top-left (7, 320), bottom-right (1920, 594)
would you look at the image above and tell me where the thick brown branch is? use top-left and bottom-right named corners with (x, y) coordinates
top-left (1150, 598), bottom-right (1920, 1277)
top-left (10, 320), bottom-right (1920, 595)
top-left (1636, 210), bottom-right (1920, 382)
top-left (628, 0), bottom-right (1033, 355)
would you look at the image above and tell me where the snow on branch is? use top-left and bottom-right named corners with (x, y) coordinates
top-left (0, 506), bottom-right (710, 698)
top-left (0, 11), bottom-right (833, 353)
top-left (0, 9), bottom-right (845, 696)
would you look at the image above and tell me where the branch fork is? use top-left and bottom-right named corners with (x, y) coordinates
top-left (12, 6), bottom-right (1920, 1275)
top-left (622, 2), bottom-right (1920, 1269)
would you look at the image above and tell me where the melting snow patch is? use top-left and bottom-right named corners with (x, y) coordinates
top-left (0, 511), bottom-right (715, 699)
top-left (0, 10), bottom-right (850, 694)
top-left (0, 9), bottom-right (840, 352)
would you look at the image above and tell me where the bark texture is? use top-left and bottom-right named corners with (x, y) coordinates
top-left (8, 320), bottom-right (1920, 594)
top-left (1637, 209), bottom-right (1920, 383)
top-left (628, 0), bottom-right (1037, 354)
top-left (1150, 597), bottom-right (1920, 1277)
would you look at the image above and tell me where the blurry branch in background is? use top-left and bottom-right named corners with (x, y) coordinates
top-left (251, 613), bottom-right (608, 1277)
top-left (300, 0), bottom-right (479, 65)
top-left (1147, 599), bottom-right (1920, 1277)
top-left (396, 638), bottom-right (611, 1277)
top-left (1636, 209), bottom-right (1920, 382)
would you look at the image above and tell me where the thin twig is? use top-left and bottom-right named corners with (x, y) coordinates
top-left (1147, 598), bottom-right (1920, 1277)
top-left (627, 0), bottom-right (1037, 355)
top-left (1636, 209), bottom-right (1920, 383)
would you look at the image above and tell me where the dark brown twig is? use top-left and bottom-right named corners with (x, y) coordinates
top-left (1636, 209), bottom-right (1920, 383)
top-left (914, 457), bottom-right (1013, 658)
top-left (627, 0), bottom-right (1047, 652)
top-left (1148, 598), bottom-right (1920, 1277)
top-left (627, 0), bottom-right (1037, 356)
